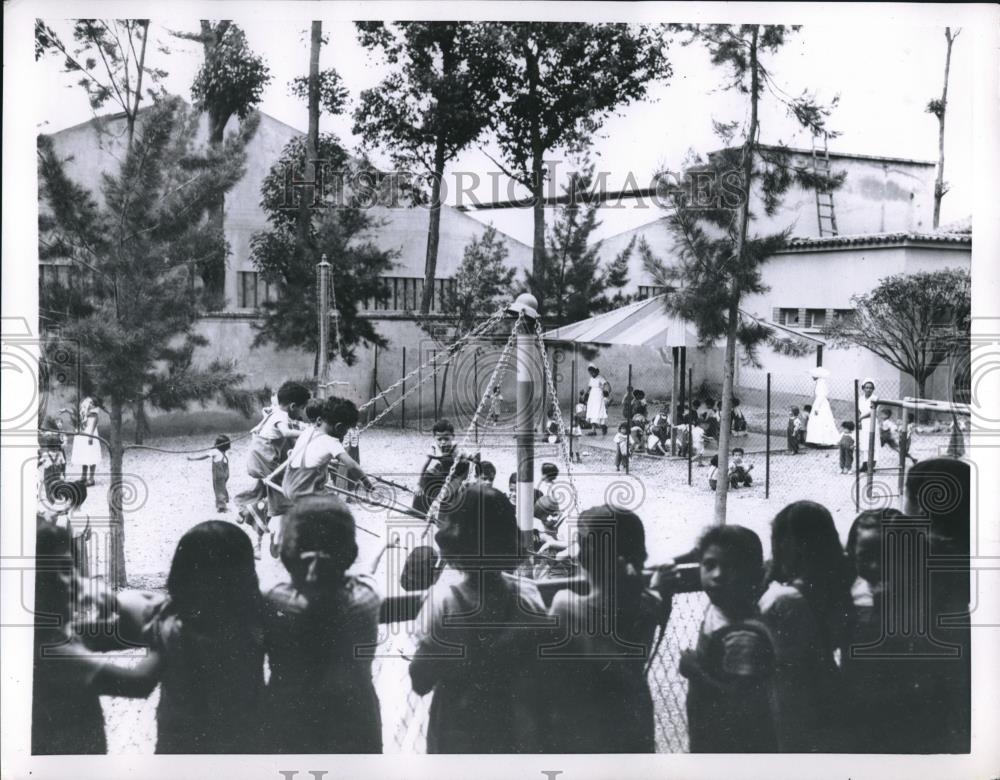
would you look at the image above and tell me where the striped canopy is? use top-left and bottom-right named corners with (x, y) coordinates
top-left (542, 295), bottom-right (704, 348)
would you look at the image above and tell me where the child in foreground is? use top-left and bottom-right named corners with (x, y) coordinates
top-left (263, 496), bottom-right (383, 753)
top-left (681, 524), bottom-right (776, 753)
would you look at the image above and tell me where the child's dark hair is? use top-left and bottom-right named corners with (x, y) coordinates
top-left (435, 483), bottom-right (520, 571)
top-left (277, 381), bottom-right (311, 407)
top-left (166, 521), bottom-right (261, 627)
top-left (790, 406), bottom-right (800, 416)
top-left (576, 505), bottom-right (648, 627)
top-left (479, 461), bottom-right (497, 482)
top-left (879, 407), bottom-right (893, 417)
top-left (281, 495), bottom-right (359, 583)
top-left (214, 434), bottom-right (231, 452)
top-left (731, 447), bottom-right (745, 457)
top-left (541, 462), bottom-right (558, 481)
top-left (906, 413), bottom-right (915, 423)
top-left (691, 399), bottom-right (702, 410)
top-left (697, 524), bottom-right (764, 578)
top-left (49, 479), bottom-right (88, 510)
top-left (905, 457), bottom-right (970, 550)
top-left (732, 397), bottom-right (741, 407)
top-left (633, 389), bottom-right (645, 400)
top-left (508, 471), bottom-right (517, 486)
top-left (618, 421), bottom-right (629, 433)
top-left (304, 398), bottom-right (324, 423)
top-left (803, 404), bottom-right (812, 412)
top-left (704, 398), bottom-right (715, 409)
top-left (841, 420), bottom-right (855, 432)
top-left (320, 396), bottom-right (360, 430)
top-left (710, 455), bottom-right (719, 467)
top-left (845, 508), bottom-right (902, 574)
top-left (432, 419), bottom-right (455, 435)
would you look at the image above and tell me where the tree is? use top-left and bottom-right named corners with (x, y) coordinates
top-left (485, 23), bottom-right (670, 304)
top-left (355, 22), bottom-right (501, 315)
top-left (644, 25), bottom-right (843, 525)
top-left (250, 134), bottom-right (396, 370)
top-left (823, 269), bottom-right (971, 400)
top-left (38, 97), bottom-right (257, 587)
top-left (423, 225), bottom-right (518, 417)
top-left (926, 28), bottom-right (961, 229)
top-left (540, 164), bottom-right (635, 323)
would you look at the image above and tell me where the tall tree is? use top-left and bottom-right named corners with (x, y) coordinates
top-left (38, 97), bottom-right (256, 587)
top-left (823, 269), bottom-right (971, 399)
top-left (926, 28), bottom-right (961, 229)
top-left (485, 23), bottom-right (670, 305)
top-left (355, 22), bottom-right (501, 314)
top-left (541, 164), bottom-right (635, 323)
top-left (250, 134), bottom-right (396, 370)
top-left (644, 25), bottom-right (843, 525)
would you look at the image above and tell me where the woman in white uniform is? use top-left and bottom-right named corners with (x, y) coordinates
top-left (585, 364), bottom-right (611, 435)
top-left (70, 396), bottom-right (102, 486)
top-left (805, 368), bottom-right (841, 447)
top-left (856, 378), bottom-right (877, 472)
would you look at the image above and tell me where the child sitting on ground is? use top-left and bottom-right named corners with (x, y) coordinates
top-left (787, 407), bottom-right (802, 455)
top-left (838, 421), bottom-right (856, 474)
top-left (629, 422), bottom-right (646, 454)
top-left (187, 435), bottom-right (231, 513)
top-left (731, 397), bottom-right (748, 437)
top-left (647, 426), bottom-right (668, 457)
top-left (263, 496), bottom-right (383, 753)
top-left (728, 447), bottom-right (753, 488)
top-left (632, 389), bottom-right (649, 419)
top-left (613, 422), bottom-right (630, 472)
top-left (680, 525), bottom-right (776, 752)
top-left (701, 399), bottom-right (720, 441)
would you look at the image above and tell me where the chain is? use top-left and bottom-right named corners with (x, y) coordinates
top-left (534, 318), bottom-right (580, 520)
top-left (423, 312), bottom-right (523, 533)
top-left (358, 303), bottom-right (509, 414)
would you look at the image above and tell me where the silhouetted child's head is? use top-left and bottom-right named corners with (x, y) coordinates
top-left (904, 457), bottom-right (970, 552)
top-left (432, 419), bottom-right (456, 454)
top-left (479, 461), bottom-right (496, 485)
top-left (841, 420), bottom-right (855, 433)
top-left (846, 509), bottom-right (902, 587)
top-left (697, 524), bottom-right (765, 613)
top-left (281, 496), bottom-right (358, 598)
top-left (304, 398), bottom-right (324, 424)
top-left (906, 413), bottom-right (915, 425)
top-left (214, 435), bottom-right (231, 453)
top-left (803, 404), bottom-right (812, 414)
top-left (705, 398), bottom-right (715, 410)
top-left (540, 462), bottom-right (558, 483)
top-left (769, 501), bottom-right (847, 610)
top-left (633, 389), bottom-right (646, 401)
top-left (618, 421), bottom-right (629, 434)
top-left (319, 396), bottom-right (360, 440)
top-left (166, 521), bottom-right (260, 626)
top-left (34, 519), bottom-right (75, 630)
top-left (277, 381), bottom-right (311, 420)
top-left (732, 397), bottom-right (741, 408)
top-left (576, 505), bottom-right (647, 578)
top-left (790, 406), bottom-right (800, 417)
top-left (435, 483), bottom-right (520, 573)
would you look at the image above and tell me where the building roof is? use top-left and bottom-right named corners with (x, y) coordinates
top-left (732, 144), bottom-right (937, 168)
top-left (782, 231), bottom-right (971, 251)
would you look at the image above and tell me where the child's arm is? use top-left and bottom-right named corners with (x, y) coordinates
top-left (92, 651), bottom-right (162, 698)
top-left (274, 419), bottom-right (303, 439)
top-left (335, 451), bottom-right (375, 490)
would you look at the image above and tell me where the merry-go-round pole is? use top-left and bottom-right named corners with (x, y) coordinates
top-left (509, 293), bottom-right (540, 551)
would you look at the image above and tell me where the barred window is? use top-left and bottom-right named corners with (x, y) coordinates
top-left (362, 277), bottom-right (456, 312)
top-left (775, 307), bottom-right (801, 327)
top-left (638, 285), bottom-right (666, 300)
top-left (237, 271), bottom-right (279, 309)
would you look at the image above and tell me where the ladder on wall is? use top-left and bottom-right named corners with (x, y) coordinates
top-left (811, 133), bottom-right (839, 236)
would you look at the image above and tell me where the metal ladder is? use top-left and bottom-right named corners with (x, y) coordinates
top-left (811, 133), bottom-right (839, 236)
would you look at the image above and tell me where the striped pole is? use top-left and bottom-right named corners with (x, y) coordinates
top-left (511, 294), bottom-right (540, 549)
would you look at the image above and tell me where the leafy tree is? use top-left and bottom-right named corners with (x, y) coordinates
top-left (485, 23), bottom-right (671, 303)
top-left (644, 24), bottom-right (843, 525)
top-left (250, 134), bottom-right (396, 371)
top-left (823, 268), bottom-right (971, 400)
top-left (541, 165), bottom-right (635, 323)
top-left (926, 28), bottom-right (961, 229)
top-left (38, 97), bottom-right (256, 587)
top-left (354, 22), bottom-right (501, 314)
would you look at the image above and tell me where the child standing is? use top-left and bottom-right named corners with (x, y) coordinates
top-left (187, 435), bottom-right (231, 512)
top-left (680, 525), bottom-right (776, 753)
top-left (263, 496), bottom-right (382, 753)
top-left (690, 419), bottom-right (707, 466)
top-left (707, 455), bottom-right (720, 491)
top-left (787, 407), bottom-right (802, 454)
top-left (838, 421), bottom-right (856, 474)
top-left (799, 405), bottom-right (811, 446)
top-left (414, 419), bottom-right (459, 515)
top-left (613, 422), bottom-right (630, 472)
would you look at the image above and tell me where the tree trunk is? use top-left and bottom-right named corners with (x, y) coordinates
top-left (713, 26), bottom-right (760, 527)
top-left (932, 28), bottom-right (955, 229)
top-left (297, 22), bottom-right (322, 254)
top-left (420, 136), bottom-right (447, 315)
top-left (133, 399), bottom-right (149, 444)
top-left (526, 44), bottom-right (546, 299)
top-left (108, 398), bottom-right (127, 589)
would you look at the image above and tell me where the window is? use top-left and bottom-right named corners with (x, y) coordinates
top-left (237, 271), bottom-right (278, 309)
top-left (831, 308), bottom-right (855, 325)
top-left (776, 307), bottom-right (801, 327)
top-left (638, 285), bottom-right (666, 300)
top-left (362, 277), bottom-right (456, 312)
top-left (804, 308), bottom-right (827, 329)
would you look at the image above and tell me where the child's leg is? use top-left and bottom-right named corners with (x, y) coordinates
top-left (212, 466), bottom-right (229, 511)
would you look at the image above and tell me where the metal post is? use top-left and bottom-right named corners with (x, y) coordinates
top-left (540, 344), bottom-right (548, 434)
top-left (512, 294), bottom-right (540, 552)
top-left (432, 349), bottom-right (438, 420)
top-left (816, 344), bottom-right (824, 368)
top-left (866, 400), bottom-right (878, 497)
top-left (474, 348), bottom-right (479, 445)
top-left (400, 346), bottom-right (407, 430)
top-left (569, 357), bottom-right (577, 462)
top-left (687, 367), bottom-right (693, 486)
top-left (854, 379), bottom-right (860, 511)
top-left (765, 372), bottom-right (771, 499)
top-left (670, 347), bottom-right (679, 456)
top-left (316, 255), bottom-right (330, 398)
top-left (897, 419), bottom-right (906, 508)
top-left (369, 343), bottom-right (379, 426)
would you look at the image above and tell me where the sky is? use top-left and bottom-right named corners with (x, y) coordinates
top-left (35, 16), bottom-right (975, 244)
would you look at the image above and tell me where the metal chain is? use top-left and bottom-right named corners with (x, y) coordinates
top-left (424, 312), bottom-right (523, 532)
top-left (359, 346), bottom-right (457, 433)
top-left (534, 318), bottom-right (580, 520)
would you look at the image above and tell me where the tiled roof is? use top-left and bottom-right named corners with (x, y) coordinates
top-left (783, 231), bottom-right (971, 250)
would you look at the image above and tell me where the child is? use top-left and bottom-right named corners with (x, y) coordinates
top-left (701, 399), bottom-right (720, 441)
top-left (728, 447), bottom-right (753, 488)
top-left (731, 397), bottom-right (748, 437)
top-left (44, 479), bottom-right (92, 576)
top-left (490, 385), bottom-right (504, 424)
top-left (707, 455), bottom-right (720, 491)
top-left (138, 521), bottom-right (265, 753)
top-left (799, 405), bottom-right (811, 445)
top-left (632, 389), bottom-right (649, 419)
top-left (613, 422), bottom-right (630, 472)
top-left (901, 413), bottom-right (917, 463)
top-left (838, 421), bottom-right (856, 474)
top-left (680, 525), bottom-right (776, 752)
top-left (629, 423), bottom-right (645, 454)
top-left (621, 385), bottom-right (635, 423)
top-left (38, 419), bottom-right (67, 504)
top-left (187, 435), bottom-right (231, 513)
top-left (263, 497), bottom-right (382, 753)
top-left (410, 483), bottom-right (551, 752)
top-left (235, 380), bottom-right (309, 556)
top-left (787, 407), bottom-right (801, 454)
top-left (479, 460), bottom-right (497, 487)
top-left (647, 426), bottom-right (668, 457)
top-left (878, 407), bottom-right (917, 465)
top-left (414, 419), bottom-right (461, 515)
top-left (690, 419), bottom-right (707, 466)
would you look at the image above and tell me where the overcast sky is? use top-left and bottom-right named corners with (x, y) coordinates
top-left (36, 17), bottom-right (974, 244)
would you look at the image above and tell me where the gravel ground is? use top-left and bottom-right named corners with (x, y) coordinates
top-left (90, 424), bottom-right (960, 754)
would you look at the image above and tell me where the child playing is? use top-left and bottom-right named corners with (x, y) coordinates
top-left (478, 460), bottom-right (497, 487)
top-left (690, 419), bottom-right (707, 466)
top-left (701, 399), bottom-right (720, 441)
top-left (787, 407), bottom-right (802, 454)
top-left (647, 426), bottom-right (668, 457)
top-left (680, 524), bottom-right (776, 752)
top-left (878, 407), bottom-right (917, 465)
top-left (730, 397), bottom-right (748, 437)
top-left (629, 423), bottom-right (645, 454)
top-left (621, 385), bottom-right (635, 423)
top-left (799, 405), bottom-right (812, 445)
top-left (489, 385), bottom-right (504, 424)
top-left (263, 496), bottom-right (383, 753)
top-left (410, 483), bottom-right (551, 752)
top-left (187, 435), bottom-right (231, 513)
top-left (613, 422), bottom-right (630, 472)
top-left (838, 421), bottom-right (856, 474)
top-left (414, 419), bottom-right (460, 515)
top-left (235, 381), bottom-right (310, 557)
top-left (632, 389), bottom-right (649, 419)
top-left (728, 447), bottom-right (753, 488)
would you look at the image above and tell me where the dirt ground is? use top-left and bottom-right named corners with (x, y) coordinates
top-left (84, 423), bottom-right (960, 753)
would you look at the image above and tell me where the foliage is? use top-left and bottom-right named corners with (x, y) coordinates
top-left (823, 268), bottom-right (971, 395)
top-left (290, 69), bottom-right (349, 116)
top-left (250, 134), bottom-right (397, 366)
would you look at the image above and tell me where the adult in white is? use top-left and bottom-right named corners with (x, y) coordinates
top-left (69, 396), bottom-right (102, 486)
top-left (805, 368), bottom-right (840, 447)
top-left (585, 363), bottom-right (611, 435)
top-left (856, 378), bottom-right (877, 472)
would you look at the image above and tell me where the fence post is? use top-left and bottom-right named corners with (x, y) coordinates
top-left (687, 367), bottom-right (693, 486)
top-left (369, 343), bottom-right (379, 426)
top-left (569, 358), bottom-right (577, 462)
top-left (854, 379), bottom-right (860, 511)
top-left (432, 349), bottom-right (438, 420)
top-left (474, 347), bottom-right (479, 446)
top-left (867, 400), bottom-right (878, 498)
top-left (401, 346), bottom-right (407, 430)
top-left (897, 416), bottom-right (906, 508)
top-left (765, 372), bottom-right (771, 499)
